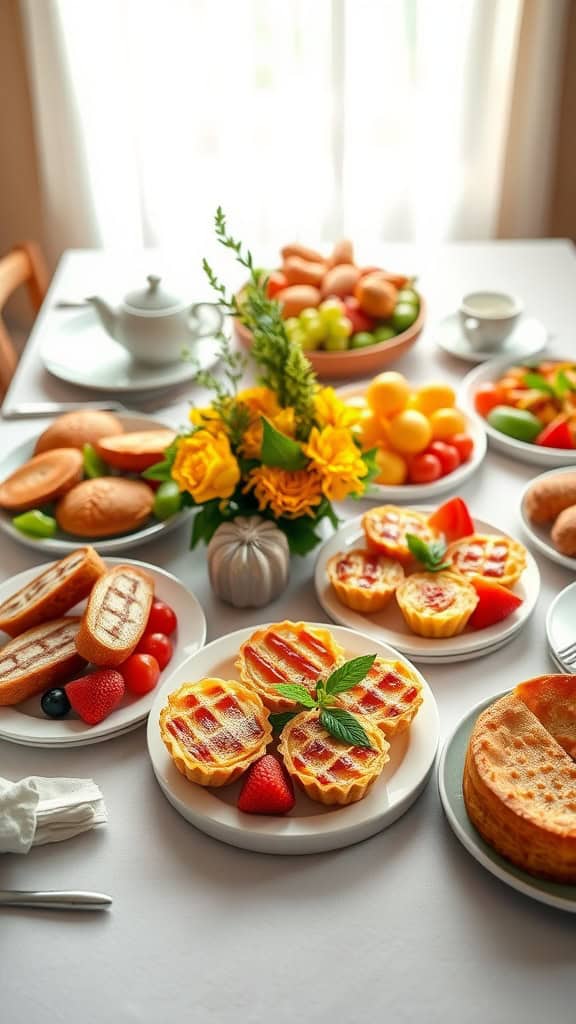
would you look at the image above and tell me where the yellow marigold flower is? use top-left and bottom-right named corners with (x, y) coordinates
top-left (172, 432), bottom-right (240, 504)
top-left (188, 406), bottom-right (225, 436)
top-left (239, 407), bottom-right (297, 460)
top-left (244, 465), bottom-right (323, 520)
top-left (315, 387), bottom-right (362, 429)
top-left (237, 386), bottom-right (281, 419)
top-left (303, 425), bottom-right (367, 502)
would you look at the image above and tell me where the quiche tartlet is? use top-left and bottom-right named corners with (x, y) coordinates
top-left (235, 620), bottom-right (345, 713)
top-left (395, 570), bottom-right (478, 638)
top-left (336, 656), bottom-right (423, 736)
top-left (159, 678), bottom-right (272, 787)
top-left (446, 533), bottom-right (527, 588)
top-left (326, 549), bottom-right (404, 613)
top-left (278, 709), bottom-right (390, 805)
top-left (362, 505), bottom-right (439, 564)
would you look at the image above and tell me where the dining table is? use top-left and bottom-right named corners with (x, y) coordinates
top-left (1, 239), bottom-right (576, 1024)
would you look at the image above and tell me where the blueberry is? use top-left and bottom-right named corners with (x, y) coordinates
top-left (41, 688), bottom-right (71, 719)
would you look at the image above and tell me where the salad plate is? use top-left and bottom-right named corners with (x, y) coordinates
top-left (0, 413), bottom-right (192, 555)
top-left (0, 558), bottom-right (206, 748)
top-left (314, 511), bottom-right (539, 664)
top-left (438, 690), bottom-right (576, 913)
top-left (147, 624), bottom-right (440, 855)
top-left (546, 582), bottom-right (576, 674)
top-left (519, 467), bottom-right (576, 571)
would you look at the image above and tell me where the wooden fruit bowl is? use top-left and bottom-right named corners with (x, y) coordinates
top-left (233, 298), bottom-right (425, 381)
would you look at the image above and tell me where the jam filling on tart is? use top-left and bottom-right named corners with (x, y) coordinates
top-left (451, 539), bottom-right (509, 579)
top-left (369, 509), bottom-right (431, 545)
top-left (336, 553), bottom-right (383, 588)
top-left (165, 681), bottom-right (266, 765)
top-left (418, 580), bottom-right (455, 612)
top-left (243, 626), bottom-right (338, 689)
top-left (339, 661), bottom-right (420, 719)
top-left (287, 717), bottom-right (380, 785)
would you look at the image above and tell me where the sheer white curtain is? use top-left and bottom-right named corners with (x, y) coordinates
top-left (20, 0), bottom-right (561, 263)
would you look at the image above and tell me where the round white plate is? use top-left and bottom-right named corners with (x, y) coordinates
top-left (147, 624), bottom-right (440, 855)
top-left (459, 354), bottom-right (576, 467)
top-left (435, 313), bottom-right (548, 364)
top-left (438, 690), bottom-right (576, 913)
top-left (314, 511), bottom-right (539, 664)
top-left (519, 467), bottom-right (576, 571)
top-left (0, 412), bottom-right (192, 555)
top-left (546, 582), bottom-right (576, 674)
top-left (42, 308), bottom-right (220, 393)
top-left (337, 383), bottom-right (486, 504)
top-left (0, 557), bottom-right (207, 748)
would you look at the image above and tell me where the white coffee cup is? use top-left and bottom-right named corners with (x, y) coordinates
top-left (458, 291), bottom-right (523, 351)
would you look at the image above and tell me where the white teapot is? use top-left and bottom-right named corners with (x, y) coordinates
top-left (86, 275), bottom-right (224, 366)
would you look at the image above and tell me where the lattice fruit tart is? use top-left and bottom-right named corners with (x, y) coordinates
top-left (336, 656), bottom-right (423, 737)
top-left (362, 506), bottom-right (439, 564)
top-left (326, 549), bottom-right (404, 613)
top-left (160, 678), bottom-right (272, 787)
top-left (236, 621), bottom-right (345, 713)
top-left (395, 571), bottom-right (478, 638)
top-left (446, 534), bottom-right (527, 589)
top-left (278, 709), bottom-right (390, 806)
top-left (464, 675), bottom-right (576, 883)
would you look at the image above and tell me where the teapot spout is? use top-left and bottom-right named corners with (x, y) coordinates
top-left (86, 296), bottom-right (119, 342)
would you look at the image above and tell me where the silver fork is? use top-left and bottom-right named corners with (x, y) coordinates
top-left (555, 641), bottom-right (576, 665)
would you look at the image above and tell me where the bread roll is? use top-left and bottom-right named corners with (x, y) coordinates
top-left (524, 472), bottom-right (576, 524)
top-left (0, 546), bottom-right (106, 637)
top-left (551, 505), bottom-right (576, 556)
top-left (0, 449), bottom-right (83, 512)
top-left (75, 565), bottom-right (154, 666)
top-left (56, 478), bottom-right (154, 538)
top-left (0, 617), bottom-right (84, 705)
top-left (34, 410), bottom-right (124, 455)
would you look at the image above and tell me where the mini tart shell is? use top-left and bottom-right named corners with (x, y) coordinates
top-left (159, 678), bottom-right (272, 788)
top-left (445, 533), bottom-right (527, 588)
top-left (336, 656), bottom-right (423, 737)
top-left (235, 620), bottom-right (345, 713)
top-left (395, 571), bottom-right (478, 638)
top-left (326, 549), bottom-right (404, 613)
top-left (278, 709), bottom-right (390, 806)
top-left (362, 505), bottom-right (439, 564)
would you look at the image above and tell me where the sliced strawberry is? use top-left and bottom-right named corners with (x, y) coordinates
top-left (66, 669), bottom-right (125, 725)
top-left (535, 417), bottom-right (574, 449)
top-left (468, 578), bottom-right (523, 630)
top-left (237, 754), bottom-right (295, 815)
top-left (427, 497), bottom-right (474, 543)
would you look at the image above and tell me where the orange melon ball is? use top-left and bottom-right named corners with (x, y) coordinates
top-left (411, 383), bottom-right (456, 416)
top-left (355, 409), bottom-right (388, 450)
top-left (387, 410), bottom-right (432, 455)
top-left (375, 449), bottom-right (408, 486)
top-left (366, 372), bottom-right (410, 418)
top-left (429, 407), bottom-right (467, 439)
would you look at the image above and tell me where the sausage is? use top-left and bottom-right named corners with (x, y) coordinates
top-left (551, 505), bottom-right (576, 556)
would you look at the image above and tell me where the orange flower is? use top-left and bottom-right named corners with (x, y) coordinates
top-left (315, 387), bottom-right (362, 429)
top-left (172, 432), bottom-right (240, 503)
top-left (303, 425), bottom-right (367, 501)
top-left (237, 386), bottom-right (281, 419)
top-left (244, 465), bottom-right (323, 519)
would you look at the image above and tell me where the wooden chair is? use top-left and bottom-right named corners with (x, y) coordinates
top-left (0, 242), bottom-right (49, 403)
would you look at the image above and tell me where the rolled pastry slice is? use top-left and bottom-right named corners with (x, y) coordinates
top-left (75, 565), bottom-right (154, 666)
top-left (0, 547), bottom-right (106, 637)
top-left (0, 617), bottom-right (84, 705)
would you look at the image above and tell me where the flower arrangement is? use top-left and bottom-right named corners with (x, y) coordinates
top-left (146, 209), bottom-right (377, 555)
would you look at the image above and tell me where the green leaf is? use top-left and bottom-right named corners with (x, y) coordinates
top-left (555, 369), bottom-right (576, 397)
top-left (142, 459), bottom-right (173, 482)
top-left (406, 533), bottom-right (450, 572)
top-left (190, 501), bottom-right (227, 549)
top-left (277, 516), bottom-right (323, 556)
top-left (319, 708), bottom-right (373, 749)
top-left (274, 684), bottom-right (317, 707)
top-left (269, 711), bottom-right (298, 734)
top-left (523, 372), bottom-right (556, 397)
top-left (315, 496), bottom-right (339, 530)
top-left (260, 417), bottom-right (308, 470)
top-left (324, 655), bottom-right (377, 696)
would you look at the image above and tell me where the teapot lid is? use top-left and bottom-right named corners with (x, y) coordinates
top-left (124, 275), bottom-right (182, 311)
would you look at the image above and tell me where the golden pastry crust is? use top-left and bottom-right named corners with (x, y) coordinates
top-left (551, 505), bottom-right (576, 557)
top-left (55, 477), bottom-right (154, 538)
top-left (0, 547), bottom-right (106, 637)
top-left (362, 505), bottom-right (439, 564)
top-left (515, 674), bottom-right (576, 759)
top-left (326, 548), bottom-right (404, 613)
top-left (336, 656), bottom-right (423, 736)
top-left (396, 571), bottom-right (478, 638)
top-left (463, 691), bottom-right (576, 883)
top-left (34, 410), bottom-right (124, 455)
top-left (0, 617), bottom-right (84, 705)
top-left (75, 565), bottom-right (154, 666)
top-left (235, 620), bottom-right (345, 713)
top-left (524, 472), bottom-right (576, 525)
top-left (278, 709), bottom-right (389, 805)
top-left (446, 533), bottom-right (527, 588)
top-left (160, 678), bottom-right (272, 787)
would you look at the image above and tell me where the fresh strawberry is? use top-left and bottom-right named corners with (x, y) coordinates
top-left (237, 755), bottom-right (295, 815)
top-left (66, 670), bottom-right (125, 725)
top-left (428, 497), bottom-right (474, 543)
top-left (468, 578), bottom-right (523, 630)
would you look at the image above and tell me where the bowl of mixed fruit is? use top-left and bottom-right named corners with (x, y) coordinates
top-left (233, 239), bottom-right (425, 379)
top-left (462, 357), bottom-right (576, 466)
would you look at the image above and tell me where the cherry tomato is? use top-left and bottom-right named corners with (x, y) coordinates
top-left (266, 271), bottom-right (288, 299)
top-left (342, 296), bottom-right (376, 335)
top-left (427, 441), bottom-right (461, 476)
top-left (408, 453), bottom-right (443, 484)
top-left (137, 632), bottom-right (173, 669)
top-left (121, 654), bottom-right (160, 696)
top-left (474, 383), bottom-right (503, 417)
top-left (450, 433), bottom-right (474, 462)
top-left (146, 600), bottom-right (178, 636)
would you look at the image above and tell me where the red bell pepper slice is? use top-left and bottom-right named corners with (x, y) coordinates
top-left (427, 497), bottom-right (474, 543)
top-left (468, 578), bottom-right (523, 630)
top-left (535, 417), bottom-right (574, 449)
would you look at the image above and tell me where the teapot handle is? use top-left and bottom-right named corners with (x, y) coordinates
top-left (188, 302), bottom-right (224, 338)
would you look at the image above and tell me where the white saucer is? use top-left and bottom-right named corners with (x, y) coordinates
top-left (42, 308), bottom-right (220, 394)
top-left (519, 468), bottom-right (576, 571)
top-left (435, 313), bottom-right (547, 364)
top-left (147, 624), bottom-right (439, 855)
top-left (438, 690), bottom-right (576, 912)
top-left (546, 582), bottom-right (576, 674)
top-left (0, 558), bottom-right (207, 748)
top-left (314, 511), bottom-right (539, 664)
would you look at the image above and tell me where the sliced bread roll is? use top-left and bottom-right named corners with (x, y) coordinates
top-left (75, 565), bottom-right (154, 666)
top-left (0, 547), bottom-right (106, 637)
top-left (0, 617), bottom-right (85, 705)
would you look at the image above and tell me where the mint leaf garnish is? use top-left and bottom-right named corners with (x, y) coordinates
top-left (325, 655), bottom-right (377, 695)
top-left (319, 708), bottom-right (373, 749)
top-left (406, 533), bottom-right (450, 572)
top-left (269, 711), bottom-right (298, 734)
top-left (275, 684), bottom-right (316, 707)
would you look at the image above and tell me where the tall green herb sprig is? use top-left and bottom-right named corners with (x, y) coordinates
top-left (202, 207), bottom-right (318, 439)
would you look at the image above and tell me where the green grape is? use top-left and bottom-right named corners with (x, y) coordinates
top-left (373, 325), bottom-right (397, 342)
top-left (350, 331), bottom-right (376, 349)
top-left (298, 308), bottom-right (326, 343)
top-left (284, 317), bottom-right (300, 338)
top-left (323, 334), bottom-right (350, 351)
top-left (12, 509), bottom-right (58, 538)
top-left (396, 288), bottom-right (420, 306)
top-left (327, 315), bottom-right (353, 340)
top-left (318, 299), bottom-right (345, 325)
top-left (153, 481), bottom-right (183, 521)
top-left (391, 303), bottom-right (419, 332)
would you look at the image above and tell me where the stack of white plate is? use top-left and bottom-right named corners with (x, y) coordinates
top-left (546, 581), bottom-right (576, 674)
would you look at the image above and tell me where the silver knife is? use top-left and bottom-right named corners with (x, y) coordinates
top-left (0, 889), bottom-right (112, 910)
top-left (2, 401), bottom-right (125, 420)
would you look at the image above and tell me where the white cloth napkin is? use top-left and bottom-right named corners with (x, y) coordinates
top-left (0, 777), bottom-right (107, 854)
